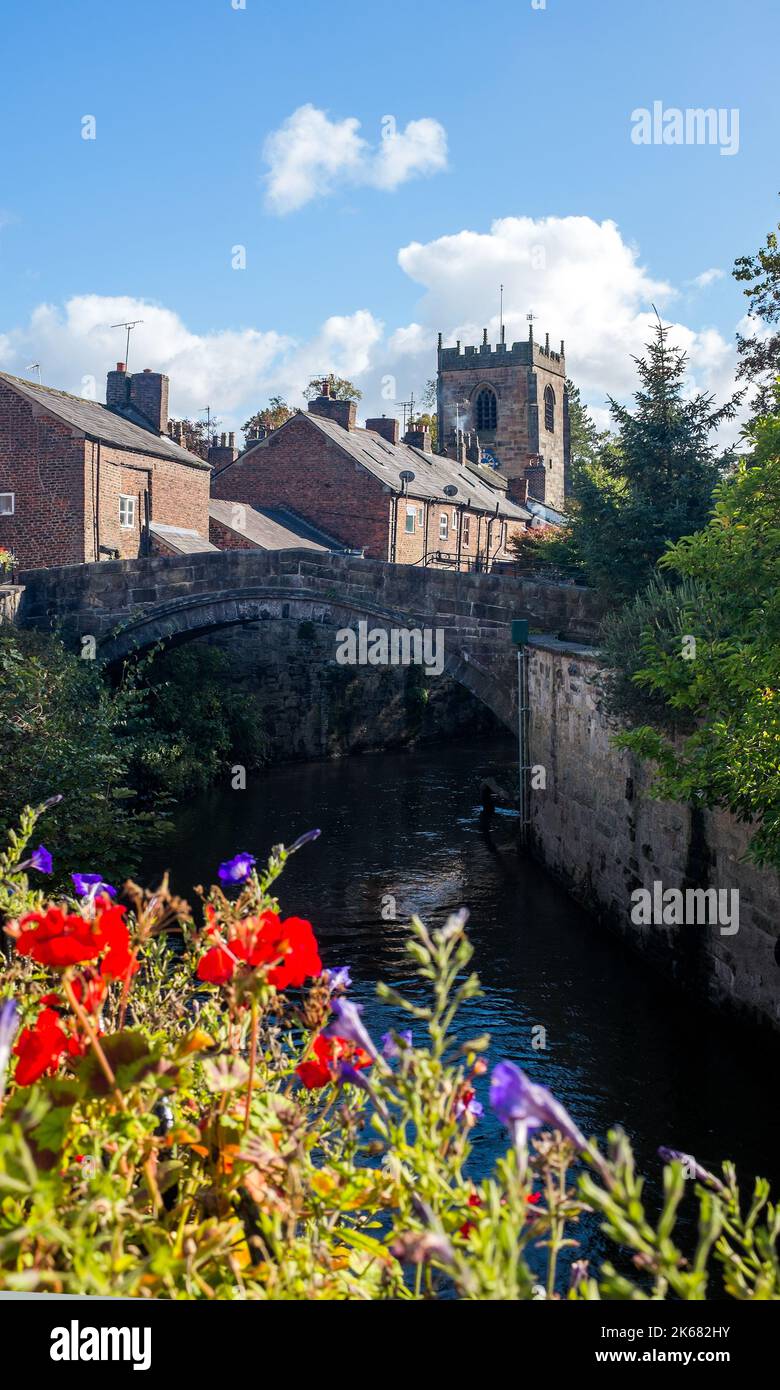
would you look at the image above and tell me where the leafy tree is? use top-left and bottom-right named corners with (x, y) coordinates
top-left (518, 318), bottom-right (737, 599)
top-left (241, 397), bottom-right (293, 440)
top-left (302, 374), bottom-right (362, 402)
top-left (0, 629), bottom-right (168, 885)
top-left (734, 209), bottom-right (780, 422)
top-left (614, 400), bottom-right (780, 868)
top-left (566, 379), bottom-right (611, 475)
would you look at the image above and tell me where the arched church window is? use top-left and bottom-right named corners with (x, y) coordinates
top-left (544, 385), bottom-right (555, 433)
top-left (475, 387), bottom-right (497, 431)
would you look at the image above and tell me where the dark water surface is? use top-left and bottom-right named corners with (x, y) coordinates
top-left (143, 737), bottom-right (779, 1269)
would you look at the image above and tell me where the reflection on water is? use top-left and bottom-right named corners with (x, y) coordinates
top-left (143, 738), bottom-right (780, 1268)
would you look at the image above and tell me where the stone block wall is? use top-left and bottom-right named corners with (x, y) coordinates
top-left (527, 637), bottom-right (780, 1031)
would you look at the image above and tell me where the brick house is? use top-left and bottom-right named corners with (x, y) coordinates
top-left (211, 384), bottom-right (536, 572)
top-left (0, 364), bottom-right (211, 571)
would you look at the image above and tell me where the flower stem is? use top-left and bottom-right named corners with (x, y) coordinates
top-left (243, 997), bottom-right (259, 1135)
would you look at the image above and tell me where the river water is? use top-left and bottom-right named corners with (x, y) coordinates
top-left (143, 736), bottom-right (779, 1272)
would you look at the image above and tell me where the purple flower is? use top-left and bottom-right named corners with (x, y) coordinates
top-left (658, 1147), bottom-right (723, 1190)
top-left (323, 998), bottom-right (379, 1061)
top-left (71, 872), bottom-right (116, 899)
top-left (0, 999), bottom-right (20, 1103)
top-left (289, 829), bottom-right (321, 854)
top-left (17, 844), bottom-right (53, 874)
top-left (382, 1029), bottom-right (413, 1059)
top-left (490, 1061), bottom-right (588, 1153)
top-left (217, 852), bottom-right (256, 885)
top-left (326, 966), bottom-right (352, 993)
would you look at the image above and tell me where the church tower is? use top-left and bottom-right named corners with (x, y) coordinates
top-left (436, 324), bottom-right (570, 512)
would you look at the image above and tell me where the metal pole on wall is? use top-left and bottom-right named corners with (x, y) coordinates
top-left (511, 618), bottom-right (530, 847)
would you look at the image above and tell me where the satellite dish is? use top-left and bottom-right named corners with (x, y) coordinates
top-left (443, 484), bottom-right (458, 497)
top-left (399, 470), bottom-right (415, 483)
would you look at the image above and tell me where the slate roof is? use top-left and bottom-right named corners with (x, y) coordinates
top-left (0, 372), bottom-right (210, 469)
top-left (149, 522), bottom-right (218, 555)
top-left (226, 410), bottom-right (532, 521)
top-left (209, 500), bottom-right (333, 552)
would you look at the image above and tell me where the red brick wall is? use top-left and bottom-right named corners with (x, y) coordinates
top-left (0, 381), bottom-right (87, 570)
top-left (0, 381), bottom-right (211, 571)
top-left (211, 414), bottom-right (391, 559)
top-left (208, 516), bottom-right (255, 551)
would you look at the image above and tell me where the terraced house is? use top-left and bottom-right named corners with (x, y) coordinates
top-left (0, 364), bottom-right (212, 572)
top-left (210, 381), bottom-right (544, 572)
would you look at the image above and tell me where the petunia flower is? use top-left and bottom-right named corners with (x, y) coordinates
top-left (0, 999), bottom-right (20, 1103)
top-left (456, 1087), bottom-right (483, 1121)
top-left (71, 872), bottom-right (116, 899)
top-left (382, 1029), bottom-right (413, 1059)
top-left (288, 829), bottom-right (321, 854)
top-left (217, 853), bottom-right (256, 885)
top-left (490, 1061), bottom-right (589, 1155)
top-left (658, 1146), bottom-right (724, 1191)
top-left (322, 998), bottom-right (380, 1062)
top-left (325, 966), bottom-right (351, 993)
top-left (28, 845), bottom-right (53, 874)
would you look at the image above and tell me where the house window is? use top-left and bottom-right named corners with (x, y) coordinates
top-left (405, 505), bottom-right (416, 534)
top-left (439, 512), bottom-right (449, 541)
top-left (500, 521), bottom-right (507, 549)
top-left (544, 385), bottom-right (555, 433)
top-left (475, 387), bottom-right (497, 431)
top-left (463, 515), bottom-right (471, 546)
top-left (0, 493), bottom-right (14, 516)
top-left (119, 494), bottom-right (136, 529)
top-left (417, 505), bottom-right (423, 526)
top-left (452, 509), bottom-right (458, 529)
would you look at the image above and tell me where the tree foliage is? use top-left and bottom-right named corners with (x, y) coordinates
top-left (614, 403), bottom-right (780, 867)
top-left (734, 208), bottom-right (780, 423)
top-left (241, 397), bottom-right (293, 439)
top-left (302, 374), bottom-right (362, 402)
top-left (519, 319), bottom-right (737, 599)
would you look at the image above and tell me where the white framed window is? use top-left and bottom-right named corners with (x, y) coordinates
top-left (0, 492), bottom-right (14, 516)
top-left (452, 509), bottom-right (458, 529)
top-left (417, 505), bottom-right (423, 526)
top-left (500, 521), bottom-right (507, 549)
top-left (119, 494), bottom-right (136, 529)
top-left (463, 515), bottom-right (471, 546)
top-left (439, 512), bottom-right (448, 541)
top-left (405, 505), bottom-right (416, 534)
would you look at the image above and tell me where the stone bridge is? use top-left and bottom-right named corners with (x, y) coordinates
top-left (15, 550), bottom-right (602, 730)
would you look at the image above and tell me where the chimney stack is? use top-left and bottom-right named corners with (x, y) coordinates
top-left (366, 415), bottom-right (400, 446)
top-left (106, 362), bottom-right (129, 411)
top-left (129, 368), bottom-right (169, 434)
top-left (403, 424), bottom-right (432, 453)
top-left (307, 384), bottom-right (356, 431)
top-left (208, 431), bottom-right (240, 469)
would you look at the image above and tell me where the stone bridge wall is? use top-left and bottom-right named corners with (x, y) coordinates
top-left (16, 550), bottom-right (604, 731)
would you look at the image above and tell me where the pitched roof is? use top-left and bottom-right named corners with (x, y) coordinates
top-left (149, 522), bottom-right (218, 555)
top-left (209, 500), bottom-right (333, 552)
top-left (0, 372), bottom-right (209, 469)
top-left (225, 410), bottom-right (532, 521)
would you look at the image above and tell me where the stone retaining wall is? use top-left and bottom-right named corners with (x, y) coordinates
top-left (527, 637), bottom-right (780, 1031)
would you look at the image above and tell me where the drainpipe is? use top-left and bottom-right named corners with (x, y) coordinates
top-left (511, 618), bottom-right (531, 848)
top-left (95, 440), bottom-right (101, 560)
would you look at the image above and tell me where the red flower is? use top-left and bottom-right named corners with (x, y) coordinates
top-left (13, 1007), bottom-right (70, 1085)
top-left (296, 1033), bottom-right (371, 1090)
top-left (15, 905), bottom-right (101, 968)
top-left (196, 912), bottom-right (322, 991)
top-left (197, 942), bottom-right (237, 985)
top-left (94, 902), bottom-right (138, 981)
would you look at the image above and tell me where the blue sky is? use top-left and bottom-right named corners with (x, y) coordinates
top-left (0, 0), bottom-right (777, 434)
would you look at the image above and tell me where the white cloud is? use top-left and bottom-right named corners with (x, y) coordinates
top-left (263, 105), bottom-right (447, 213)
top-left (0, 294), bottom-right (381, 428)
top-left (0, 216), bottom-right (746, 446)
top-left (689, 267), bottom-right (725, 289)
top-left (390, 215), bottom-right (743, 440)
